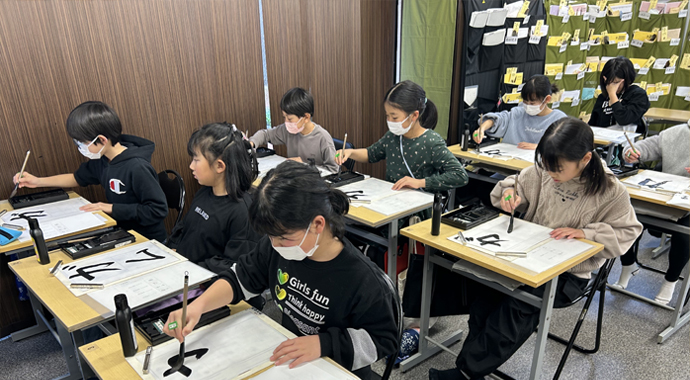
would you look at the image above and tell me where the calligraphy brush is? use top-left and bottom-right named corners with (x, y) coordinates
top-left (164, 271), bottom-right (189, 377)
top-left (623, 131), bottom-right (637, 159)
top-left (336, 133), bottom-right (348, 179)
top-left (507, 171), bottom-right (519, 234)
top-left (10, 150), bottom-right (30, 199)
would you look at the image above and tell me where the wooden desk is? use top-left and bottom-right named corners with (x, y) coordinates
top-left (625, 170), bottom-right (690, 212)
top-left (343, 186), bottom-right (433, 283)
top-left (611, 170), bottom-right (690, 343)
top-left (79, 303), bottom-right (251, 380)
top-left (448, 144), bottom-right (532, 172)
top-left (9, 232), bottom-right (147, 380)
top-left (80, 306), bottom-right (359, 380)
top-left (644, 108), bottom-right (690, 124)
top-left (399, 219), bottom-right (603, 379)
top-left (9, 231), bottom-right (147, 332)
top-left (0, 191), bottom-right (117, 255)
top-left (401, 220), bottom-right (602, 289)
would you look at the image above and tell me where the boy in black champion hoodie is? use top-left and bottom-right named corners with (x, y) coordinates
top-left (13, 101), bottom-right (168, 242)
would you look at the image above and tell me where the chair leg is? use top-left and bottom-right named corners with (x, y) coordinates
top-left (635, 239), bottom-right (684, 281)
top-left (551, 276), bottom-right (610, 379)
top-left (548, 287), bottom-right (604, 355)
top-left (590, 283), bottom-right (606, 354)
top-left (381, 350), bottom-right (398, 380)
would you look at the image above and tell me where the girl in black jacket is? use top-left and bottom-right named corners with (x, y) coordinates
top-left (588, 56), bottom-right (650, 134)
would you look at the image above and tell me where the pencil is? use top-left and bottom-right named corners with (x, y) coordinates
top-left (10, 150), bottom-right (30, 198)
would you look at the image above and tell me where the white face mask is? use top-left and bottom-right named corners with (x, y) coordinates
top-left (523, 99), bottom-right (546, 116)
top-left (387, 114), bottom-right (412, 136)
top-left (271, 222), bottom-right (320, 261)
top-left (76, 136), bottom-right (105, 160)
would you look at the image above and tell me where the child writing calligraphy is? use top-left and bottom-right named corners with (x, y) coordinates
top-left (336, 80), bottom-right (467, 192)
top-left (164, 161), bottom-right (397, 379)
top-left (335, 80), bottom-right (469, 360)
top-left (473, 75), bottom-right (566, 149)
top-left (249, 87), bottom-right (339, 172)
top-left (430, 117), bottom-right (642, 380)
top-left (13, 101), bottom-right (168, 242)
top-left (612, 121), bottom-right (690, 304)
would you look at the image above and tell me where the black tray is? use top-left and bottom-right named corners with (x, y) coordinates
top-left (255, 147), bottom-right (276, 158)
top-left (9, 189), bottom-right (69, 209)
top-left (468, 137), bottom-right (499, 150)
top-left (441, 200), bottom-right (500, 230)
top-left (324, 171), bottom-right (366, 187)
top-left (134, 295), bottom-right (230, 346)
top-left (610, 166), bottom-right (639, 179)
top-left (59, 228), bottom-right (136, 259)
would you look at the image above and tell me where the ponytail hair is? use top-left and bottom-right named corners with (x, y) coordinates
top-left (521, 75), bottom-right (558, 102)
top-left (187, 122), bottom-right (258, 201)
top-left (250, 160), bottom-right (349, 239)
top-left (384, 80), bottom-right (438, 130)
top-left (535, 117), bottom-right (612, 196)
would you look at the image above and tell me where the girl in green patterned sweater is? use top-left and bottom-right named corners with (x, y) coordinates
top-left (336, 80), bottom-right (468, 192)
top-left (336, 80), bottom-right (469, 362)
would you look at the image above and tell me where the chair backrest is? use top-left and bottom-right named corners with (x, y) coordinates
top-left (638, 117), bottom-right (649, 137)
top-left (378, 270), bottom-right (403, 380)
top-left (158, 170), bottom-right (186, 232)
top-left (333, 138), bottom-right (356, 172)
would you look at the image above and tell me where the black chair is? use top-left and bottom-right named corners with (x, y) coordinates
top-left (372, 270), bottom-right (403, 380)
top-left (158, 170), bottom-right (186, 235)
top-left (333, 138), bottom-right (356, 172)
top-left (547, 258), bottom-right (616, 379)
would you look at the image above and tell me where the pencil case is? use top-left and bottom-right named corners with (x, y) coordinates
top-left (0, 226), bottom-right (22, 245)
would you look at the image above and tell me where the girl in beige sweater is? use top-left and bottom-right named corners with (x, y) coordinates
top-left (429, 117), bottom-right (642, 380)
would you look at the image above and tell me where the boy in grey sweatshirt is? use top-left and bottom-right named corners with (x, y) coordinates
top-left (250, 87), bottom-right (338, 173)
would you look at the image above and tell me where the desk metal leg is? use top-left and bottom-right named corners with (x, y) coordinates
top-left (418, 249), bottom-right (434, 355)
top-left (606, 285), bottom-right (676, 311)
top-left (73, 329), bottom-right (97, 379)
top-left (529, 277), bottom-right (558, 380)
top-left (387, 219), bottom-right (398, 284)
top-left (11, 291), bottom-right (49, 341)
top-left (658, 264), bottom-right (690, 343)
top-left (11, 290), bottom-right (84, 380)
top-left (400, 248), bottom-right (464, 372)
top-left (651, 233), bottom-right (671, 258)
top-left (56, 322), bottom-right (84, 380)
